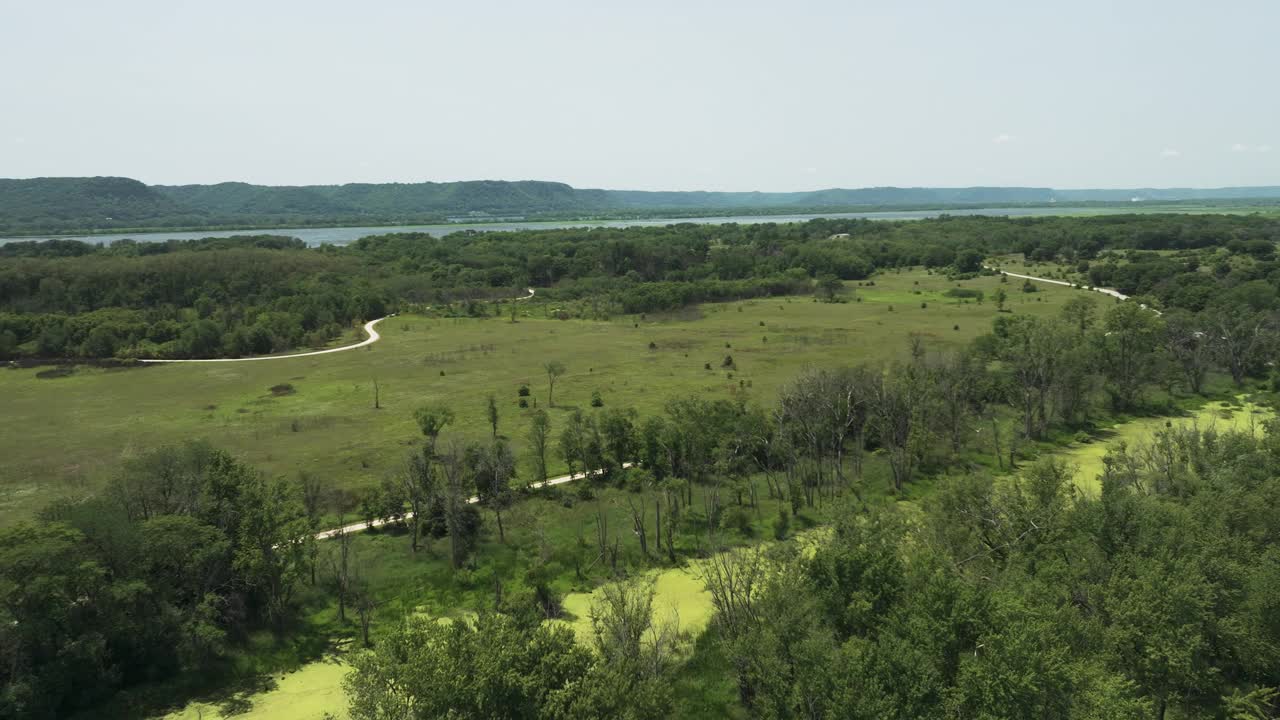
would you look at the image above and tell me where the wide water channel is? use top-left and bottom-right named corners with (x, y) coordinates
top-left (6, 205), bottom-right (1133, 248)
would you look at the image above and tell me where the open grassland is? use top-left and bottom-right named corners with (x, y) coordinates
top-left (1, 269), bottom-right (1079, 524)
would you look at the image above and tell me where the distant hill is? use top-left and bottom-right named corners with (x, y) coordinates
top-left (2, 176), bottom-right (1279, 234)
top-left (0, 177), bottom-right (191, 228)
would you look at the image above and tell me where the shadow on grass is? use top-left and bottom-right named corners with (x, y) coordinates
top-left (83, 612), bottom-right (350, 720)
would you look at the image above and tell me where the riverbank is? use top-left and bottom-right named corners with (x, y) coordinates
top-left (4, 203), bottom-right (1256, 247)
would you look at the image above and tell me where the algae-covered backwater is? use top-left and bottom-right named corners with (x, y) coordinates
top-left (1062, 398), bottom-right (1273, 495)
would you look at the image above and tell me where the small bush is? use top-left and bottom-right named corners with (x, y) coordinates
top-left (269, 383), bottom-right (296, 396)
top-left (518, 398), bottom-right (529, 408)
top-left (704, 362), bottom-right (712, 370)
top-left (722, 354), bottom-right (735, 368)
top-left (920, 302), bottom-right (927, 309)
top-left (723, 506), bottom-right (753, 537)
top-left (774, 508), bottom-right (790, 540)
top-left (518, 384), bottom-right (530, 397)
top-left (35, 366), bottom-right (75, 380)
top-left (648, 341), bottom-right (657, 350)
top-left (590, 391), bottom-right (603, 407)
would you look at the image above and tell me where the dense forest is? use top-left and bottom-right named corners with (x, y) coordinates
top-left (4, 176), bottom-right (1280, 234)
top-left (3, 213), bottom-right (1279, 361)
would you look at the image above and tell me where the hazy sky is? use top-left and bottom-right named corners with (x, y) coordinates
top-left (2, 0), bottom-right (1277, 190)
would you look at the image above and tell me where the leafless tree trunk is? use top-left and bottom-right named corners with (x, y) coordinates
top-left (327, 523), bottom-right (353, 623)
top-left (627, 495), bottom-right (649, 558)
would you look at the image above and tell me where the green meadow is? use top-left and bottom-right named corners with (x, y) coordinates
top-left (0, 269), bottom-right (1078, 524)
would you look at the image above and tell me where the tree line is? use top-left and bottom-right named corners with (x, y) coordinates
top-left (4, 213), bottom-right (1278, 359)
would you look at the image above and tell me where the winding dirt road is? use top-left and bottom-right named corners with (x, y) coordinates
top-left (138, 316), bottom-right (391, 364)
top-left (139, 288), bottom-right (535, 364)
top-left (314, 461), bottom-right (632, 541)
top-left (986, 267), bottom-right (1160, 314)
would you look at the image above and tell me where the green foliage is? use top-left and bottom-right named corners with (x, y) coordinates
top-left (344, 613), bottom-right (592, 720)
top-left (705, 421), bottom-right (1280, 719)
top-left (0, 443), bottom-right (311, 719)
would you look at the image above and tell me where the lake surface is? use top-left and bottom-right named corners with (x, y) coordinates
top-left (2, 205), bottom-right (1121, 247)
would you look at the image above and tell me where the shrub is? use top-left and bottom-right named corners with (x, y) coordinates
top-left (590, 391), bottom-right (603, 407)
top-left (722, 354), bottom-right (735, 368)
top-left (35, 366), bottom-right (74, 380)
top-left (518, 384), bottom-right (530, 397)
top-left (722, 506), bottom-right (753, 536)
top-left (648, 341), bottom-right (657, 350)
top-left (944, 288), bottom-right (985, 300)
top-left (774, 508), bottom-right (791, 539)
top-left (269, 383), bottom-right (296, 396)
top-left (518, 398), bottom-right (528, 408)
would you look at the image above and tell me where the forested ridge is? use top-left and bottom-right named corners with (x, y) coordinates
top-left (3, 213), bottom-right (1279, 361)
top-left (4, 176), bottom-right (1280, 234)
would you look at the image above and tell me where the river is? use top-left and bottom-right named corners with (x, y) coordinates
top-left (3, 205), bottom-right (1135, 247)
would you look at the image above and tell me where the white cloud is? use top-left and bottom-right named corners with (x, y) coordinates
top-left (992, 133), bottom-right (1014, 144)
top-left (1229, 142), bottom-right (1271, 153)
top-left (1160, 148), bottom-right (1181, 157)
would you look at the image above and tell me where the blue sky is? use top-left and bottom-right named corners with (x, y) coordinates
top-left (1, 0), bottom-right (1276, 190)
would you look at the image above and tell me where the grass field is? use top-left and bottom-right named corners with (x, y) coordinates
top-left (0, 269), bottom-right (1083, 524)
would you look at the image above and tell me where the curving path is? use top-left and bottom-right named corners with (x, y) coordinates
top-left (139, 316), bottom-right (391, 364)
top-left (314, 460), bottom-right (631, 541)
top-left (139, 288), bottom-right (536, 364)
top-left (985, 266), bottom-right (1161, 314)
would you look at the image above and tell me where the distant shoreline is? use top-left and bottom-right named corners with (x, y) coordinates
top-left (3, 199), bottom-right (1278, 241)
